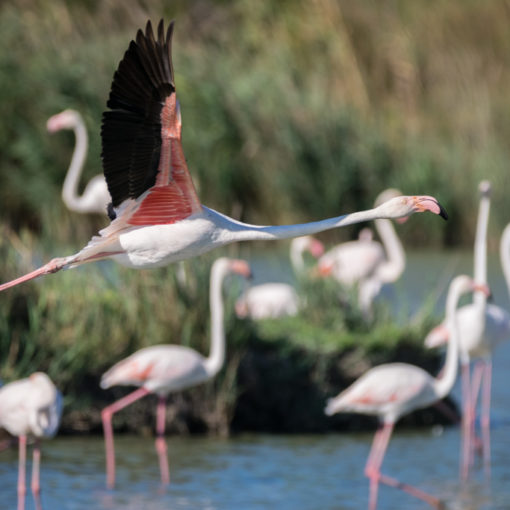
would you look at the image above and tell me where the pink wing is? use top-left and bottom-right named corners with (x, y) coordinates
top-left (101, 20), bottom-right (202, 226)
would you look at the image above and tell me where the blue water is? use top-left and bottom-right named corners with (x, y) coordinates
top-left (1, 250), bottom-right (510, 509)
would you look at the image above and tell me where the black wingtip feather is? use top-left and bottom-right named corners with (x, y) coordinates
top-left (101, 20), bottom-right (178, 208)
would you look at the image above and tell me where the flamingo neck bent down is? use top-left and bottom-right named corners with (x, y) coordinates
top-left (203, 259), bottom-right (229, 377)
top-left (372, 217), bottom-right (405, 284)
top-left (433, 279), bottom-right (465, 399)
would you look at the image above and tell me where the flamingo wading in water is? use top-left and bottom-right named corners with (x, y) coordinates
top-left (47, 109), bottom-right (110, 215)
top-left (100, 257), bottom-right (251, 488)
top-left (425, 181), bottom-right (510, 478)
top-left (0, 373), bottom-right (62, 510)
top-left (325, 275), bottom-right (489, 510)
top-left (0, 20), bottom-right (447, 294)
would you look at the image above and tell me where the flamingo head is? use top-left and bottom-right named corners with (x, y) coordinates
top-left (375, 195), bottom-right (448, 221)
top-left (229, 259), bottom-right (252, 280)
top-left (478, 180), bottom-right (491, 197)
top-left (47, 109), bottom-right (80, 133)
top-left (308, 237), bottom-right (325, 258)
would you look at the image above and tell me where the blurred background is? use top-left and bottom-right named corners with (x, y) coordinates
top-left (2, 1), bottom-right (510, 508)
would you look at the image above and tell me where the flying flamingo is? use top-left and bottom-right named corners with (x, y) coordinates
top-left (425, 182), bottom-right (510, 477)
top-left (235, 236), bottom-right (324, 320)
top-left (100, 256), bottom-right (251, 489)
top-left (325, 275), bottom-right (489, 510)
top-left (318, 189), bottom-right (407, 318)
top-left (0, 20), bottom-right (447, 294)
top-left (47, 109), bottom-right (110, 215)
top-left (0, 373), bottom-right (62, 510)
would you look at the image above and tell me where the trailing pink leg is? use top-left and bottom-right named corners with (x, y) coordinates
top-left (481, 360), bottom-right (492, 477)
top-left (378, 473), bottom-right (442, 508)
top-left (101, 387), bottom-right (150, 489)
top-left (17, 435), bottom-right (27, 510)
top-left (155, 395), bottom-right (170, 485)
top-left (0, 257), bottom-right (68, 292)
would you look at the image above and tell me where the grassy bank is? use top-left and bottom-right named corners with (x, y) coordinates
top-left (0, 233), bottom-right (453, 434)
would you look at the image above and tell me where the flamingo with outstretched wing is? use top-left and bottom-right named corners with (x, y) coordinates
top-left (0, 21), bottom-right (447, 293)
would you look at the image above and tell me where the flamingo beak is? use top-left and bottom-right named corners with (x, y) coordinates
top-left (473, 282), bottom-right (491, 299)
top-left (231, 260), bottom-right (252, 280)
top-left (413, 196), bottom-right (448, 220)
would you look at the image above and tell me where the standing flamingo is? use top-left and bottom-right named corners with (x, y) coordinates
top-left (100, 257), bottom-right (251, 489)
top-left (325, 275), bottom-right (489, 510)
top-left (47, 109), bottom-right (110, 215)
top-left (425, 182), bottom-right (510, 477)
top-left (235, 236), bottom-right (324, 320)
top-left (0, 373), bottom-right (62, 510)
top-left (318, 189), bottom-right (407, 318)
top-left (0, 20), bottom-right (447, 294)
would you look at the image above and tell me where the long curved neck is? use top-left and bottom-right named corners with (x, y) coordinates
top-left (212, 206), bottom-right (386, 244)
top-left (204, 263), bottom-right (227, 377)
top-left (61, 118), bottom-right (88, 208)
top-left (500, 224), bottom-right (510, 301)
top-left (434, 283), bottom-right (462, 398)
top-left (373, 218), bottom-right (405, 283)
top-left (473, 191), bottom-right (490, 307)
top-left (289, 239), bottom-right (305, 272)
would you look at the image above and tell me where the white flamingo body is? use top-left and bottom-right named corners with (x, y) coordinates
top-left (235, 236), bottom-right (322, 320)
top-left (425, 303), bottom-right (510, 360)
top-left (0, 373), bottom-right (62, 439)
top-left (326, 363), bottom-right (438, 423)
top-left (236, 283), bottom-right (299, 320)
top-left (100, 256), bottom-right (251, 488)
top-left (0, 373), bottom-right (62, 510)
top-left (47, 109), bottom-right (110, 215)
top-left (319, 237), bottom-right (384, 286)
top-left (0, 21), bottom-right (447, 294)
top-left (101, 344), bottom-right (210, 394)
top-left (325, 275), bottom-right (487, 509)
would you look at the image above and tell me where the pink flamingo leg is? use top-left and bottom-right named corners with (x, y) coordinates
top-left (0, 257), bottom-right (67, 292)
top-left (469, 361), bottom-right (484, 466)
top-left (155, 395), bottom-right (170, 485)
top-left (364, 423), bottom-right (393, 510)
top-left (30, 439), bottom-right (41, 494)
top-left (481, 360), bottom-right (492, 477)
top-left (101, 387), bottom-right (150, 489)
top-left (377, 473), bottom-right (442, 508)
top-left (460, 362), bottom-right (473, 480)
top-left (17, 435), bottom-right (27, 510)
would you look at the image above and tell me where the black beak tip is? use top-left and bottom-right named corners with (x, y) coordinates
top-left (438, 204), bottom-right (448, 221)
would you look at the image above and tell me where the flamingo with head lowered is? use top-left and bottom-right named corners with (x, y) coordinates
top-left (0, 372), bottom-right (62, 510)
top-left (100, 257), bottom-right (251, 489)
top-left (47, 109), bottom-right (110, 215)
top-left (0, 20), bottom-right (447, 294)
top-left (325, 275), bottom-right (490, 510)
